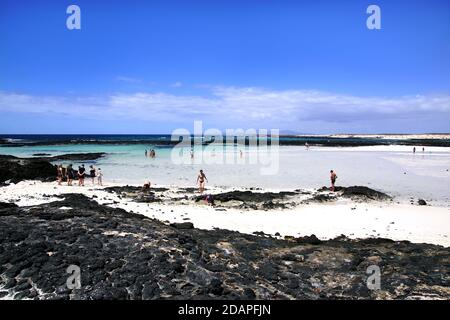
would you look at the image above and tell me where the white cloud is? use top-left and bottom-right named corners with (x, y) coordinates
top-left (0, 87), bottom-right (449, 131)
top-left (115, 76), bottom-right (141, 83)
top-left (170, 81), bottom-right (183, 88)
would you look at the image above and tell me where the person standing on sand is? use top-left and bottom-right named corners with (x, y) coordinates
top-left (197, 169), bottom-right (208, 193)
top-left (330, 170), bottom-right (337, 192)
top-left (56, 165), bottom-right (63, 186)
top-left (413, 147), bottom-right (416, 154)
top-left (78, 164), bottom-right (86, 186)
top-left (97, 168), bottom-right (103, 186)
top-left (89, 165), bottom-right (96, 185)
top-left (67, 164), bottom-right (74, 186)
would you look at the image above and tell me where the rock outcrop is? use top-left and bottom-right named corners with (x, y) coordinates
top-left (0, 194), bottom-right (448, 300)
top-left (0, 153), bottom-right (106, 184)
top-left (0, 155), bottom-right (56, 183)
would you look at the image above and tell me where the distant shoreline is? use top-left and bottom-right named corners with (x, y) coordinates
top-left (1, 134), bottom-right (450, 147)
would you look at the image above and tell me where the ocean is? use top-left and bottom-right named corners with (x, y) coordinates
top-left (0, 135), bottom-right (449, 206)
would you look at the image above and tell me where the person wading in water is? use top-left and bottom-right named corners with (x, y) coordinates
top-left (197, 169), bottom-right (208, 193)
top-left (330, 170), bottom-right (337, 192)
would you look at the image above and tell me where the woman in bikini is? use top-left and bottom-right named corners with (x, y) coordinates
top-left (56, 164), bottom-right (63, 186)
top-left (67, 164), bottom-right (74, 186)
top-left (89, 165), bottom-right (96, 185)
top-left (197, 169), bottom-right (208, 193)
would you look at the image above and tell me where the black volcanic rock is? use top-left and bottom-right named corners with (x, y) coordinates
top-left (170, 222), bottom-right (194, 229)
top-left (316, 185), bottom-right (391, 202)
top-left (0, 202), bottom-right (18, 209)
top-left (341, 186), bottom-right (391, 201)
top-left (0, 155), bottom-right (56, 183)
top-left (418, 199), bottom-right (427, 206)
top-left (0, 153), bottom-right (107, 184)
top-left (38, 153), bottom-right (106, 161)
top-left (0, 194), bottom-right (448, 300)
top-left (32, 153), bottom-right (51, 157)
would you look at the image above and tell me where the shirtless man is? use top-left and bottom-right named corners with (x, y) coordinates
top-left (142, 180), bottom-right (151, 191)
top-left (330, 170), bottom-right (337, 192)
top-left (197, 169), bottom-right (208, 193)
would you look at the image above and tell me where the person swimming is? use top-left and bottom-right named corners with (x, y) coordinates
top-left (197, 169), bottom-right (208, 193)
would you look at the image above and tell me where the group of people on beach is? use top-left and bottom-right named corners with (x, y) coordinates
top-left (145, 149), bottom-right (156, 158)
top-left (56, 164), bottom-right (103, 186)
top-left (413, 147), bottom-right (425, 154)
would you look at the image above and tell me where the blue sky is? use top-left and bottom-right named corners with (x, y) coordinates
top-left (0, 0), bottom-right (449, 134)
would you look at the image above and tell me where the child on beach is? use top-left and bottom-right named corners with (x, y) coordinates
top-left (97, 168), bottom-right (103, 186)
top-left (204, 194), bottom-right (215, 206)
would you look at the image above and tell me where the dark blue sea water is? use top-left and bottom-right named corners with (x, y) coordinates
top-left (1, 134), bottom-right (438, 146)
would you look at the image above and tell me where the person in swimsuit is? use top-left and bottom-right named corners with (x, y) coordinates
top-left (97, 168), bottom-right (103, 186)
top-left (204, 194), bottom-right (215, 206)
top-left (142, 180), bottom-right (151, 191)
top-left (197, 169), bottom-right (208, 193)
top-left (89, 165), bottom-right (96, 185)
top-left (56, 164), bottom-right (63, 186)
top-left (78, 164), bottom-right (86, 186)
top-left (67, 164), bottom-right (74, 186)
top-left (330, 170), bottom-right (337, 192)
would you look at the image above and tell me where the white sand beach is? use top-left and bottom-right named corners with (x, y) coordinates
top-left (1, 180), bottom-right (449, 247)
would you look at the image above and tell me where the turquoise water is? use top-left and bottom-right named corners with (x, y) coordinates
top-left (1, 143), bottom-right (450, 205)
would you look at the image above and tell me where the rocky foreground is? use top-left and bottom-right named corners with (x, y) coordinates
top-left (0, 194), bottom-right (448, 300)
